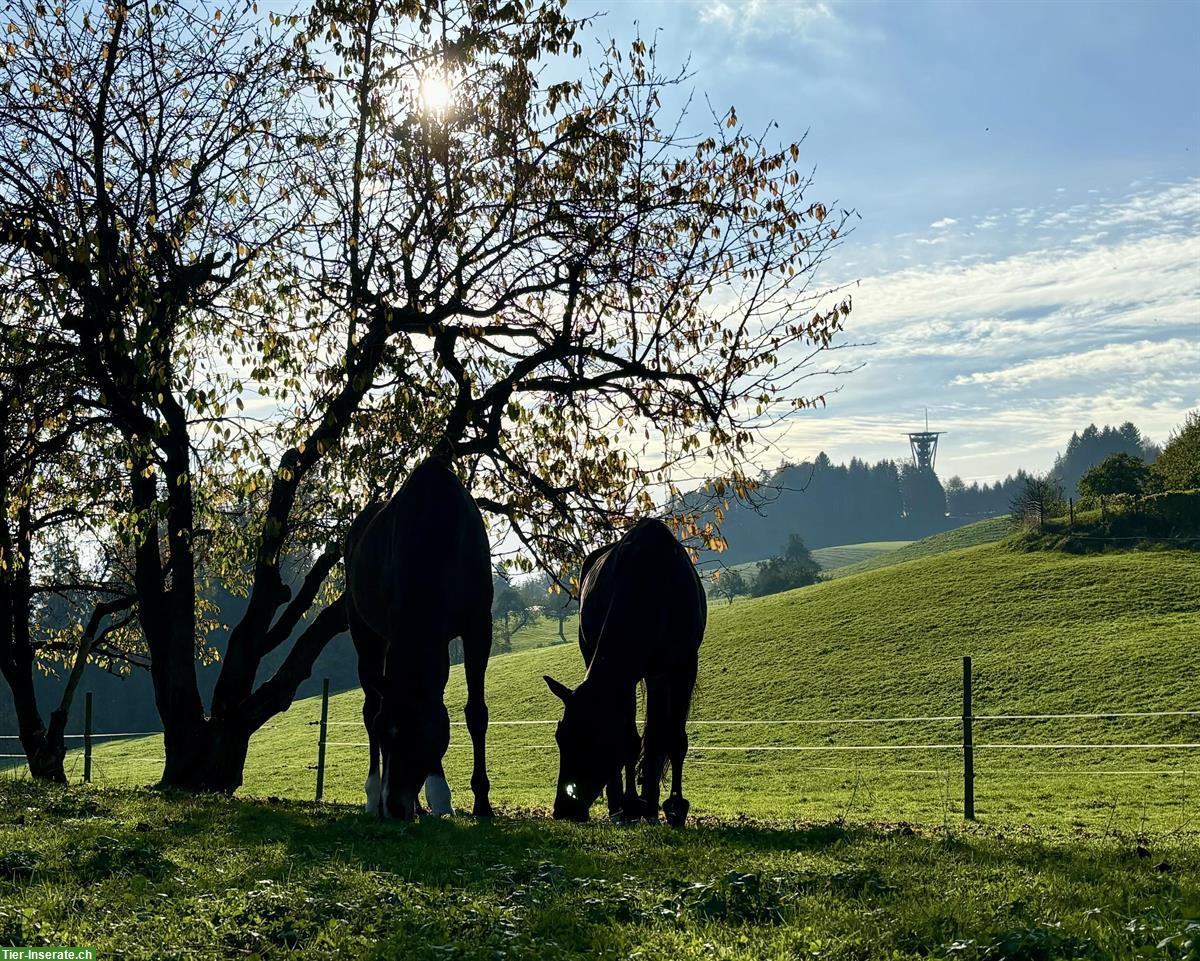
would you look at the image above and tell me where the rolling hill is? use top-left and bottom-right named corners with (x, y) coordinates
top-left (77, 537), bottom-right (1199, 830)
top-left (811, 540), bottom-right (911, 571)
top-left (823, 516), bottom-right (1011, 579)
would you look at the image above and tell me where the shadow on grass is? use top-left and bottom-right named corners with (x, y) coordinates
top-left (3, 779), bottom-right (1197, 899)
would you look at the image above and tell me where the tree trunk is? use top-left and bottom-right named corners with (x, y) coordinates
top-left (152, 598), bottom-right (347, 793)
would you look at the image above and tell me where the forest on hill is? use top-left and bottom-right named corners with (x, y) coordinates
top-left (695, 419), bottom-right (1163, 565)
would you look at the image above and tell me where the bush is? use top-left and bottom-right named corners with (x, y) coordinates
top-left (752, 535), bottom-right (820, 597)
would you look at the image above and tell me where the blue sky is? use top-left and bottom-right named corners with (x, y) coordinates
top-left (589, 0), bottom-right (1200, 481)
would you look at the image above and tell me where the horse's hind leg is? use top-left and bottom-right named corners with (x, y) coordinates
top-left (638, 677), bottom-right (670, 823)
top-left (462, 613), bottom-right (494, 817)
top-left (362, 688), bottom-right (382, 813)
top-left (662, 660), bottom-right (697, 828)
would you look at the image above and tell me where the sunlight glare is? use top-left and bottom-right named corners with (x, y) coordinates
top-left (419, 71), bottom-right (455, 116)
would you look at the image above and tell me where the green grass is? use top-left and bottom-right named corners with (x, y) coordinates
top-left (823, 516), bottom-right (1012, 580)
top-left (811, 540), bottom-right (912, 571)
top-left (507, 614), bottom-right (579, 654)
top-left (1, 779), bottom-right (1197, 960)
top-left (74, 541), bottom-right (1200, 834)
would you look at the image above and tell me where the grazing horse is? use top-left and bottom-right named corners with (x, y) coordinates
top-left (543, 517), bottom-right (706, 826)
top-left (345, 459), bottom-right (493, 820)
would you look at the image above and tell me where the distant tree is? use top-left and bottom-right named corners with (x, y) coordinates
top-left (752, 535), bottom-right (820, 597)
top-left (1051, 422), bottom-right (1158, 496)
top-left (1010, 474), bottom-right (1065, 531)
top-left (1079, 453), bottom-right (1149, 514)
top-left (1150, 411), bottom-right (1200, 492)
top-left (709, 568), bottom-right (749, 606)
top-left (492, 587), bottom-right (534, 654)
top-left (541, 586), bottom-right (578, 644)
top-left (900, 464), bottom-right (947, 523)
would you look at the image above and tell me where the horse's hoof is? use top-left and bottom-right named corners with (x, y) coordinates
top-left (474, 801), bottom-right (494, 818)
top-left (663, 796), bottom-right (690, 827)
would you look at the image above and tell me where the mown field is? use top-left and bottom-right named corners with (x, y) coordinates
top-left (811, 539), bottom-right (912, 571)
top-left (822, 516), bottom-right (1012, 579)
top-left (69, 539), bottom-right (1200, 834)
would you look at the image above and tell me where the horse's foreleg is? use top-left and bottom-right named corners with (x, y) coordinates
top-left (462, 615), bottom-right (494, 817)
top-left (424, 759), bottom-right (453, 816)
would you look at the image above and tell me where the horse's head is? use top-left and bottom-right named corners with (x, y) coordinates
top-left (543, 675), bottom-right (622, 821)
top-left (379, 695), bottom-right (450, 820)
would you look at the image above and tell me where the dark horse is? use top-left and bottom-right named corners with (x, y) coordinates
top-left (345, 459), bottom-right (493, 820)
top-left (543, 517), bottom-right (706, 826)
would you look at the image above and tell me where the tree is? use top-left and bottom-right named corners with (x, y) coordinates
top-left (708, 568), bottom-right (748, 606)
top-left (540, 581), bottom-right (579, 644)
top-left (1, 0), bottom-right (853, 792)
top-left (1078, 453), bottom-right (1148, 513)
top-left (0, 325), bottom-right (138, 781)
top-left (491, 587), bottom-right (533, 653)
top-left (1051, 422), bottom-right (1158, 497)
top-left (1010, 474), bottom-right (1065, 531)
top-left (752, 534), bottom-right (820, 597)
top-left (1150, 411), bottom-right (1200, 492)
top-left (900, 463), bottom-right (946, 524)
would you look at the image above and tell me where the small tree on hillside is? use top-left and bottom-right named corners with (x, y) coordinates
top-left (752, 535), bottom-right (820, 597)
top-left (1010, 474), bottom-right (1065, 531)
top-left (1150, 411), bottom-right (1200, 492)
top-left (708, 568), bottom-right (749, 606)
top-left (492, 587), bottom-right (533, 654)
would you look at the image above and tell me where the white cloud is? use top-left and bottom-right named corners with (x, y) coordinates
top-left (951, 339), bottom-right (1200, 390)
top-left (930, 217), bottom-right (957, 229)
top-left (760, 179), bottom-right (1200, 477)
top-left (698, 0), bottom-right (836, 37)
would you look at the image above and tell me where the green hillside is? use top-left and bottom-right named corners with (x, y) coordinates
top-left (823, 516), bottom-right (1011, 579)
top-left (77, 539), bottom-right (1200, 831)
top-left (811, 540), bottom-right (911, 571)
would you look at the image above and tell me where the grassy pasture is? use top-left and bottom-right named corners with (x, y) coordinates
top-left (68, 541), bottom-right (1200, 835)
top-left (1, 778), bottom-right (1197, 960)
top-left (6, 537), bottom-right (1199, 960)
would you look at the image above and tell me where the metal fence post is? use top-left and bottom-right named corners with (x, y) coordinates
top-left (315, 678), bottom-right (329, 802)
top-left (83, 692), bottom-right (93, 784)
top-left (962, 656), bottom-right (974, 820)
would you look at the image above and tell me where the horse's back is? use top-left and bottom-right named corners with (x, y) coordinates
top-left (347, 459), bottom-right (491, 643)
top-left (579, 518), bottom-right (705, 680)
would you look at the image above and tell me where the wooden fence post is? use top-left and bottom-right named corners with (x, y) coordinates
top-left (315, 678), bottom-right (329, 802)
top-left (962, 656), bottom-right (974, 820)
top-left (83, 692), bottom-right (93, 785)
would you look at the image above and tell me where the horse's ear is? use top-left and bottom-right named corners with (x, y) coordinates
top-left (543, 675), bottom-right (572, 702)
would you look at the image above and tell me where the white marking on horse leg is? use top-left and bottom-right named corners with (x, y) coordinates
top-left (424, 774), bottom-right (453, 816)
top-left (364, 772), bottom-right (381, 813)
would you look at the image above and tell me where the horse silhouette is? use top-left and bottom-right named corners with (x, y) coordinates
top-left (544, 517), bottom-right (706, 825)
top-left (345, 459), bottom-right (493, 820)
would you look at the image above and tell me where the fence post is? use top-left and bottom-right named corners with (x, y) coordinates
top-left (962, 656), bottom-right (974, 820)
top-left (83, 692), bottom-right (93, 785)
top-left (315, 678), bottom-right (329, 802)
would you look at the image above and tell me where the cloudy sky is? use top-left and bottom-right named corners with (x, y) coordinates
top-left (590, 0), bottom-right (1199, 481)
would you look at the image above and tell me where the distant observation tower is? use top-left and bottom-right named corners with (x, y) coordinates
top-left (907, 408), bottom-right (944, 471)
